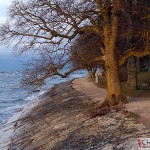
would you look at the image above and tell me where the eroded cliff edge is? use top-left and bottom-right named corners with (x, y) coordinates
top-left (0, 79), bottom-right (150, 150)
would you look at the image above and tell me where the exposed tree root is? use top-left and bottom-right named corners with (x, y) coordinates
top-left (89, 95), bottom-right (127, 118)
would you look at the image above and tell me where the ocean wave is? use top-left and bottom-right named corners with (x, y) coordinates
top-left (0, 70), bottom-right (86, 126)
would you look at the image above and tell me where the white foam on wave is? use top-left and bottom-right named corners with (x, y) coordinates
top-left (25, 94), bottom-right (38, 101)
top-left (24, 89), bottom-right (48, 101)
top-left (0, 104), bottom-right (23, 113)
top-left (24, 88), bottom-right (48, 103)
top-left (0, 70), bottom-right (87, 127)
top-left (38, 90), bottom-right (47, 96)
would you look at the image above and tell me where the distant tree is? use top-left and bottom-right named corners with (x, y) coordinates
top-left (0, 0), bottom-right (149, 106)
top-left (21, 50), bottom-right (79, 90)
top-left (118, 0), bottom-right (150, 65)
top-left (120, 0), bottom-right (150, 92)
top-left (125, 56), bottom-right (137, 93)
top-left (21, 31), bottom-right (102, 90)
top-left (70, 31), bottom-right (102, 78)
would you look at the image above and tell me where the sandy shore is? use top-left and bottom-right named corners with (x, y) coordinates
top-left (0, 78), bottom-right (150, 150)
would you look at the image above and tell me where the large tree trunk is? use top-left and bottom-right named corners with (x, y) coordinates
top-left (126, 56), bottom-right (137, 93)
top-left (104, 50), bottom-right (127, 106)
top-left (101, 0), bottom-right (127, 106)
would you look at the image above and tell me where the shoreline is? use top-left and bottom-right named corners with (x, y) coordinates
top-left (0, 82), bottom-right (58, 129)
top-left (0, 86), bottom-right (53, 150)
top-left (0, 93), bottom-right (40, 150)
top-left (0, 78), bottom-right (150, 150)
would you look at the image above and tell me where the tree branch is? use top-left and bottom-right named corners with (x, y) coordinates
top-left (119, 47), bottom-right (150, 66)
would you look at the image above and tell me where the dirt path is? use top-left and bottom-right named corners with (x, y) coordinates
top-left (73, 77), bottom-right (150, 127)
top-left (126, 97), bottom-right (150, 127)
top-left (73, 78), bottom-right (106, 103)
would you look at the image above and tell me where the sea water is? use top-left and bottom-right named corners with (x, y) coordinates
top-left (0, 70), bottom-right (86, 126)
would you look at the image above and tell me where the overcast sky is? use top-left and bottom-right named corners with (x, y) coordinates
top-left (0, 0), bottom-right (13, 54)
top-left (0, 0), bottom-right (12, 23)
top-left (0, 0), bottom-right (28, 71)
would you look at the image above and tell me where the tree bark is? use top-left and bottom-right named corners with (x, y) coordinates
top-left (87, 67), bottom-right (95, 78)
top-left (126, 56), bottom-right (137, 93)
top-left (104, 50), bottom-right (127, 106)
top-left (136, 57), bottom-right (140, 73)
top-left (102, 0), bottom-right (126, 106)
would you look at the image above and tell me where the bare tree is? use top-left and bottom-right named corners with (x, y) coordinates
top-left (70, 31), bottom-right (102, 78)
top-left (119, 0), bottom-right (150, 92)
top-left (0, 0), bottom-right (149, 106)
top-left (21, 49), bottom-right (81, 90)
